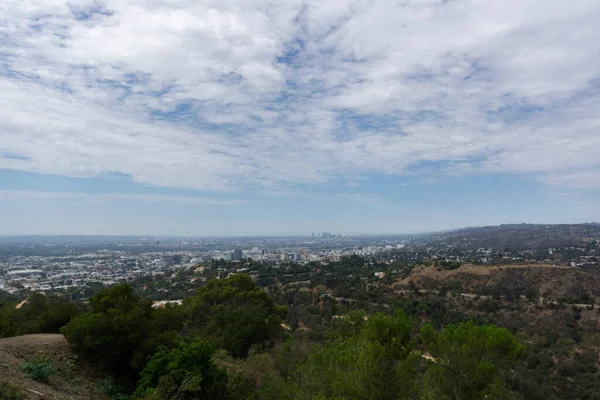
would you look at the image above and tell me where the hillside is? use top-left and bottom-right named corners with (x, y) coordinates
top-left (2, 268), bottom-right (600, 399)
top-left (415, 223), bottom-right (600, 250)
top-left (0, 334), bottom-right (102, 400)
top-left (397, 263), bottom-right (600, 302)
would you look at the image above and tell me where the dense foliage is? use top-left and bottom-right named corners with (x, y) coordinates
top-left (0, 292), bottom-right (78, 337)
top-left (0, 381), bottom-right (23, 400)
top-left (61, 284), bottom-right (157, 379)
top-left (135, 339), bottom-right (228, 399)
top-left (186, 274), bottom-right (287, 357)
top-left (274, 310), bottom-right (421, 399)
top-left (420, 322), bottom-right (524, 399)
top-left (2, 260), bottom-right (600, 399)
top-left (58, 274), bottom-right (287, 391)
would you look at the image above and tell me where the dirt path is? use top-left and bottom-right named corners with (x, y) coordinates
top-left (395, 289), bottom-right (597, 309)
top-left (0, 334), bottom-right (67, 350)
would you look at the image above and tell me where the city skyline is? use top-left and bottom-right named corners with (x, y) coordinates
top-left (1, 0), bottom-right (600, 235)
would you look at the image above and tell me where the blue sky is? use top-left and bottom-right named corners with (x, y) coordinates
top-left (1, 0), bottom-right (599, 235)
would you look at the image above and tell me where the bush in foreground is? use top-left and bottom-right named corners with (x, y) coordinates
top-left (20, 358), bottom-right (54, 383)
top-left (0, 381), bottom-right (23, 400)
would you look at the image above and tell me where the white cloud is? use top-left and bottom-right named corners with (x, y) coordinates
top-left (543, 170), bottom-right (600, 190)
top-left (1, 0), bottom-right (599, 192)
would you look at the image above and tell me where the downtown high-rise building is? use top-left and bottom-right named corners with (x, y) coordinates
top-left (233, 248), bottom-right (243, 261)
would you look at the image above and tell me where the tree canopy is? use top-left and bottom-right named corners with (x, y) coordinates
top-left (135, 339), bottom-right (228, 400)
top-left (61, 284), bottom-right (155, 379)
top-left (186, 274), bottom-right (287, 357)
top-left (1, 274), bottom-right (533, 399)
top-left (420, 321), bottom-right (524, 400)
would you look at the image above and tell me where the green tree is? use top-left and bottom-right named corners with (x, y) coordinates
top-left (186, 274), bottom-right (286, 357)
top-left (61, 284), bottom-right (153, 380)
top-left (420, 321), bottom-right (524, 400)
top-left (35, 302), bottom-right (79, 333)
top-left (285, 309), bottom-right (420, 400)
top-left (130, 305), bottom-right (186, 373)
top-left (0, 301), bottom-right (18, 337)
top-left (325, 309), bottom-right (368, 340)
top-left (135, 339), bottom-right (228, 400)
top-left (0, 293), bottom-right (78, 337)
top-left (89, 284), bottom-right (142, 313)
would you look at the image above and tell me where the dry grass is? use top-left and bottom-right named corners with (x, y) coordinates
top-left (396, 263), bottom-right (572, 286)
top-left (0, 334), bottom-right (102, 400)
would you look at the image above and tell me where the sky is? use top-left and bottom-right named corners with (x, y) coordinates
top-left (1, 0), bottom-right (599, 236)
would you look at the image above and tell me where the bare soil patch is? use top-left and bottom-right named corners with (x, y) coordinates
top-left (0, 334), bottom-right (103, 400)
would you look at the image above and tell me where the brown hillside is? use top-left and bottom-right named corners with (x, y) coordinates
top-left (0, 334), bottom-right (103, 400)
top-left (397, 264), bottom-right (600, 301)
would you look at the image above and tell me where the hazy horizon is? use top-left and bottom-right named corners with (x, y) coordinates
top-left (1, 221), bottom-right (598, 238)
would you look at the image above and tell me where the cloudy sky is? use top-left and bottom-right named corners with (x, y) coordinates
top-left (1, 0), bottom-right (599, 235)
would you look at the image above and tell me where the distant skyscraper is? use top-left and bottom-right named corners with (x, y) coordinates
top-left (233, 248), bottom-right (243, 261)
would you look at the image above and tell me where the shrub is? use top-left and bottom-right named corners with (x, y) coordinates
top-left (134, 339), bottom-right (228, 399)
top-left (476, 299), bottom-right (500, 313)
top-left (525, 353), bottom-right (541, 369)
top-left (0, 381), bottom-right (23, 400)
top-left (556, 362), bottom-right (576, 377)
top-left (61, 284), bottom-right (153, 377)
top-left (95, 378), bottom-right (128, 400)
top-left (20, 358), bottom-right (54, 383)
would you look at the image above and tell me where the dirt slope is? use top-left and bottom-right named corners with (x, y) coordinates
top-left (397, 264), bottom-right (600, 301)
top-left (0, 334), bottom-right (102, 399)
